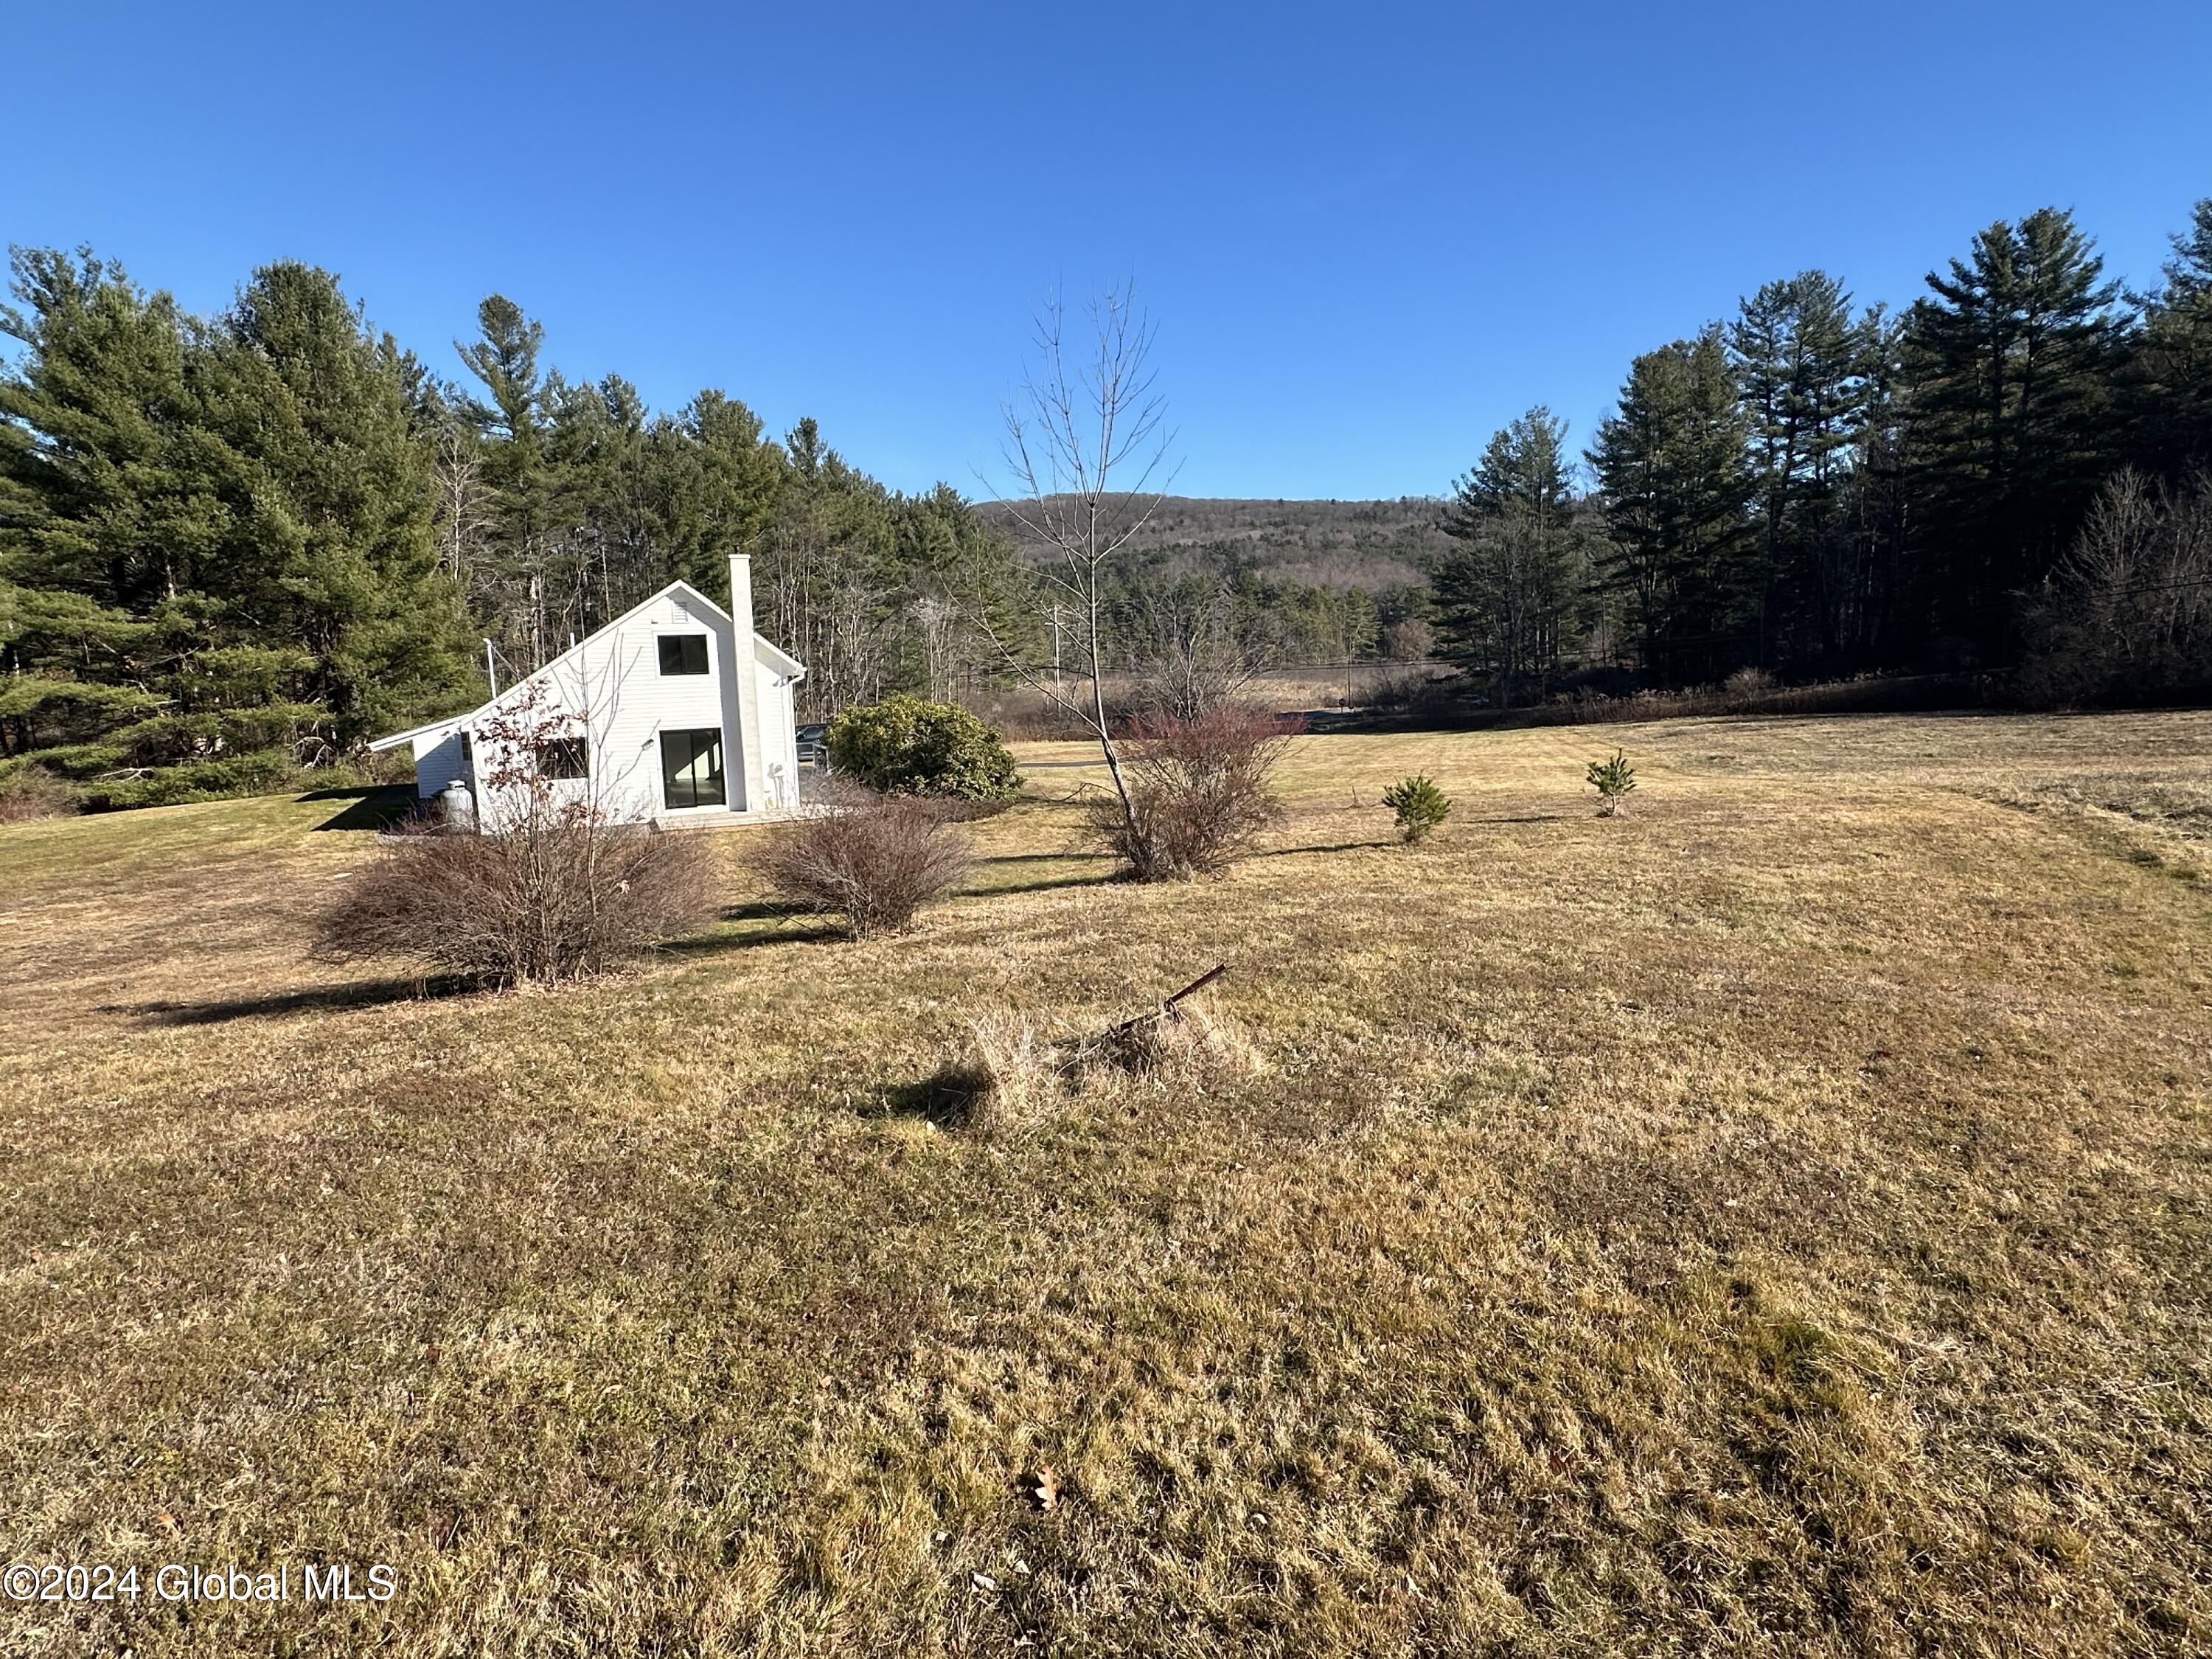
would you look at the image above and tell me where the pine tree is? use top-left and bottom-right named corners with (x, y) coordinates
top-left (759, 419), bottom-right (904, 711)
top-left (891, 482), bottom-right (1039, 700)
top-left (1587, 328), bottom-right (1755, 683)
top-left (198, 261), bottom-right (475, 743)
top-left (0, 251), bottom-right (473, 796)
top-left (0, 249), bottom-right (232, 782)
top-left (456, 294), bottom-right (557, 667)
top-left (0, 248), bottom-right (229, 609)
top-left (1434, 407), bottom-right (1585, 704)
top-left (456, 295), bottom-right (546, 460)
top-left (647, 389), bottom-right (786, 601)
top-left (1820, 311), bottom-right (1915, 670)
top-left (1729, 272), bottom-right (1878, 669)
top-left (2127, 198), bottom-right (2212, 479)
top-left (1900, 208), bottom-right (2125, 663)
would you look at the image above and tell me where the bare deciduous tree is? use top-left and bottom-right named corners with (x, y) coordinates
top-left (1130, 578), bottom-right (1257, 721)
top-left (2026, 468), bottom-right (2212, 703)
top-left (431, 423), bottom-right (492, 591)
top-left (980, 284), bottom-right (1178, 832)
top-left (910, 596), bottom-right (960, 700)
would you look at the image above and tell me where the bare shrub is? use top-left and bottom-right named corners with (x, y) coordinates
top-left (1086, 705), bottom-right (1299, 880)
top-left (754, 786), bottom-right (972, 938)
top-left (967, 685), bottom-right (1090, 742)
top-left (1382, 616), bottom-right (1435, 660)
top-left (317, 684), bottom-right (718, 985)
top-left (0, 765), bottom-right (79, 824)
top-left (350, 745), bottom-right (421, 789)
top-left (316, 816), bottom-right (720, 985)
top-left (1486, 672), bottom-right (1993, 728)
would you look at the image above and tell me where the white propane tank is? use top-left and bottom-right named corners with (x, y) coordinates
top-left (437, 780), bottom-right (477, 830)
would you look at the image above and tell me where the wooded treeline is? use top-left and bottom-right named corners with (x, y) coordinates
top-left (1435, 200), bottom-right (2212, 706)
top-left (4, 195), bottom-right (2211, 807)
top-left (0, 255), bottom-right (1039, 805)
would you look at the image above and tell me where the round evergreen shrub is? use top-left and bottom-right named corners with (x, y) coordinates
top-left (1381, 773), bottom-right (1453, 843)
top-left (825, 695), bottom-right (1023, 801)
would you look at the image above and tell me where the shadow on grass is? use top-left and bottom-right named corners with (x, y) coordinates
top-left (972, 849), bottom-right (1113, 867)
top-left (672, 863), bottom-right (1118, 956)
top-left (1248, 838), bottom-right (1394, 859)
top-left (116, 974), bottom-right (477, 1026)
top-left (965, 869), bottom-right (1121, 899)
top-left (866, 1063), bottom-right (990, 1129)
top-left (658, 919), bottom-right (847, 958)
top-left (715, 899), bottom-right (804, 923)
top-left (307, 787), bottom-right (420, 832)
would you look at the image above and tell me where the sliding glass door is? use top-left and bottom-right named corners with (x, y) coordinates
top-left (660, 728), bottom-right (726, 809)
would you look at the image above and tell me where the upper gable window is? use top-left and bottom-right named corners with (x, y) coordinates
top-left (658, 634), bottom-right (709, 675)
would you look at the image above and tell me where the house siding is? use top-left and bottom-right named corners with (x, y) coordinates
top-left (409, 729), bottom-right (470, 800)
top-left (761, 672), bottom-right (800, 810)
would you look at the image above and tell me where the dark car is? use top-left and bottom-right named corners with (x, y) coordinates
top-left (796, 723), bottom-right (830, 766)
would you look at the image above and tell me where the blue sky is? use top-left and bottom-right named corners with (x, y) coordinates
top-left (7, 1), bottom-right (2211, 500)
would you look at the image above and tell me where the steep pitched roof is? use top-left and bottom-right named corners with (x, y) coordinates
top-left (366, 580), bottom-right (806, 751)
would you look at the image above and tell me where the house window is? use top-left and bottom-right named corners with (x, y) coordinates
top-left (661, 728), bottom-right (726, 809)
top-left (536, 737), bottom-right (589, 779)
top-left (658, 634), bottom-right (709, 675)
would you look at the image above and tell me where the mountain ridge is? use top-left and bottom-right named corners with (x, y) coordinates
top-left (973, 494), bottom-right (1447, 591)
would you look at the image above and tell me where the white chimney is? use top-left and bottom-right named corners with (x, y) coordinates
top-left (727, 553), bottom-right (766, 812)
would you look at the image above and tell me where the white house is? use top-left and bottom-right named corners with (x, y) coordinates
top-left (369, 554), bottom-right (807, 828)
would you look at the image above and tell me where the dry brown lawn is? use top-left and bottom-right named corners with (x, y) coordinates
top-left (1, 711), bottom-right (2209, 1657)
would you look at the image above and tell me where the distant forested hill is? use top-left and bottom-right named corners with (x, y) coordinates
top-left (977, 495), bottom-right (1447, 592)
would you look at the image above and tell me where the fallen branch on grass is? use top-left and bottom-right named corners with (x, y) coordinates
top-left (1083, 961), bottom-right (1232, 1071)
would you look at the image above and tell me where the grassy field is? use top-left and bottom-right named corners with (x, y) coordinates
top-left (2, 712), bottom-right (2209, 1657)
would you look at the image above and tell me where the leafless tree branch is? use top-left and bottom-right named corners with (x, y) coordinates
top-left (978, 282), bottom-right (1179, 824)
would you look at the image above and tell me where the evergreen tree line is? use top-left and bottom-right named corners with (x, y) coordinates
top-left (1434, 199), bottom-right (2212, 706)
top-left (0, 252), bottom-right (1036, 805)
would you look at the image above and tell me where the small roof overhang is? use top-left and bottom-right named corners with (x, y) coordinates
top-left (366, 714), bottom-right (467, 754)
top-left (754, 634), bottom-right (807, 680)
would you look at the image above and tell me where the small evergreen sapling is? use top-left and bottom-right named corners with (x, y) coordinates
top-left (1381, 774), bottom-right (1453, 843)
top-left (1587, 748), bottom-right (1637, 815)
